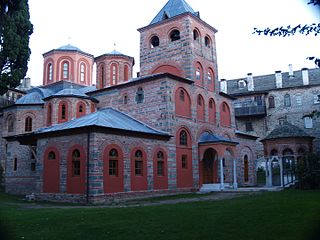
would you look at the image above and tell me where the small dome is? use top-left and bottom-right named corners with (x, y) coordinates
top-left (108, 50), bottom-right (125, 55)
top-left (16, 92), bottom-right (44, 104)
top-left (264, 122), bottom-right (313, 140)
top-left (57, 44), bottom-right (82, 51)
top-left (53, 87), bottom-right (88, 98)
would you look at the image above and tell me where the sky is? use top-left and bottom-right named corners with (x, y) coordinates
top-left (26, 0), bottom-right (320, 86)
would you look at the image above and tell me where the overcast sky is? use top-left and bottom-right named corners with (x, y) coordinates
top-left (27, 0), bottom-right (320, 86)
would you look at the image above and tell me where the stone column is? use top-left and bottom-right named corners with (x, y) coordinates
top-left (233, 159), bottom-right (238, 189)
top-left (266, 158), bottom-right (272, 187)
top-left (220, 158), bottom-right (224, 190)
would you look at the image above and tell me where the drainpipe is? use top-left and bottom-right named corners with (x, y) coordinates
top-left (86, 129), bottom-right (90, 204)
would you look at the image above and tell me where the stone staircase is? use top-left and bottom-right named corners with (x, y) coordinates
top-left (200, 183), bottom-right (233, 192)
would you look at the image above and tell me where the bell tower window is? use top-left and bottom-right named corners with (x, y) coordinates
top-left (150, 36), bottom-right (160, 48)
top-left (170, 30), bottom-right (180, 42)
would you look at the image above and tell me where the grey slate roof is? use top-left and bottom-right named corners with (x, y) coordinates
top-left (15, 91), bottom-right (45, 104)
top-left (263, 122), bottom-right (314, 141)
top-left (52, 88), bottom-right (89, 98)
top-left (57, 44), bottom-right (82, 51)
top-left (227, 68), bottom-right (320, 95)
top-left (150, 0), bottom-right (198, 25)
top-left (35, 108), bottom-right (170, 137)
top-left (198, 132), bottom-right (238, 145)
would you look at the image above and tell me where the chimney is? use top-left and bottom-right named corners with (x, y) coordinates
top-left (220, 79), bottom-right (227, 93)
top-left (246, 73), bottom-right (254, 91)
top-left (25, 77), bottom-right (31, 89)
top-left (288, 64), bottom-right (294, 78)
top-left (275, 70), bottom-right (282, 88)
top-left (301, 68), bottom-right (309, 85)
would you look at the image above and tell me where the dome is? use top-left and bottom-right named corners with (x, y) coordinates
top-left (57, 44), bottom-right (82, 51)
top-left (53, 87), bottom-right (88, 98)
top-left (264, 122), bottom-right (313, 140)
top-left (16, 91), bottom-right (45, 104)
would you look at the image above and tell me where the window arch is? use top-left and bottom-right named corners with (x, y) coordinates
top-left (170, 29), bottom-right (180, 41)
top-left (108, 148), bottom-right (118, 176)
top-left (195, 62), bottom-right (203, 84)
top-left (25, 116), bottom-right (32, 132)
top-left (208, 98), bottom-right (216, 124)
top-left (136, 87), bottom-right (144, 103)
top-left (193, 29), bottom-right (200, 42)
top-left (284, 94), bottom-right (291, 107)
top-left (197, 94), bottom-right (205, 121)
top-left (80, 63), bottom-right (85, 82)
top-left (76, 102), bottom-right (86, 118)
top-left (62, 61), bottom-right (69, 79)
top-left (205, 36), bottom-right (211, 48)
top-left (268, 96), bottom-right (275, 108)
top-left (207, 67), bottom-right (215, 91)
top-left (220, 102), bottom-right (231, 127)
top-left (123, 94), bottom-right (128, 104)
top-left (100, 64), bottom-right (105, 88)
top-left (179, 130), bottom-right (188, 146)
top-left (47, 103), bottom-right (52, 126)
top-left (47, 63), bottom-right (53, 81)
top-left (238, 80), bottom-right (247, 88)
top-left (124, 65), bottom-right (129, 82)
top-left (175, 88), bottom-right (191, 117)
top-left (58, 101), bottom-right (68, 123)
top-left (150, 35), bottom-right (160, 48)
top-left (7, 115), bottom-right (14, 132)
top-left (110, 63), bottom-right (118, 86)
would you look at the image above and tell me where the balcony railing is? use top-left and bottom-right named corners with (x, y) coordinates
top-left (234, 105), bottom-right (266, 117)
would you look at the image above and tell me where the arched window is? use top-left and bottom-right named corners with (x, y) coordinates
top-left (156, 151), bottom-right (164, 176)
top-left (58, 102), bottom-right (68, 123)
top-left (100, 65), bottom-right (105, 88)
top-left (244, 155), bottom-right (249, 182)
top-left (150, 36), bottom-right (160, 48)
top-left (193, 29), bottom-right (200, 41)
top-left (270, 149), bottom-right (278, 156)
top-left (136, 87), bottom-right (144, 104)
top-left (124, 65), bottom-right (129, 81)
top-left (47, 103), bottom-right (52, 126)
top-left (25, 116), bottom-right (32, 132)
top-left (207, 68), bottom-right (215, 91)
top-left (48, 151), bottom-right (56, 160)
top-left (238, 80), bottom-right (247, 88)
top-left (109, 148), bottom-right (118, 176)
top-left (170, 29), bottom-right (180, 41)
top-left (123, 94), bottom-right (128, 104)
top-left (72, 149), bottom-right (81, 176)
top-left (76, 102), bottom-right (86, 118)
top-left (80, 63), bottom-right (85, 82)
top-left (62, 62), bottom-right (69, 79)
top-left (7, 115), bottom-right (14, 132)
top-left (197, 94), bottom-right (205, 121)
top-left (268, 96), bottom-right (275, 108)
top-left (284, 94), bottom-right (291, 107)
top-left (48, 63), bottom-right (53, 81)
top-left (134, 150), bottom-right (143, 176)
top-left (179, 130), bottom-right (188, 146)
top-left (175, 88), bottom-right (191, 117)
top-left (220, 102), bottom-right (231, 127)
top-left (208, 98), bottom-right (216, 124)
top-left (110, 63), bottom-right (118, 86)
top-left (205, 36), bottom-right (211, 48)
top-left (195, 62), bottom-right (203, 85)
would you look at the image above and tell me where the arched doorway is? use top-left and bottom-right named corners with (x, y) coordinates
top-left (202, 148), bottom-right (218, 184)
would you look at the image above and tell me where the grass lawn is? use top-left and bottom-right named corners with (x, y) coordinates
top-left (1, 190), bottom-right (320, 240)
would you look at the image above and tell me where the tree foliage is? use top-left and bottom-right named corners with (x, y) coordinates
top-left (0, 0), bottom-right (33, 95)
top-left (296, 153), bottom-right (320, 189)
top-left (252, 0), bottom-right (320, 68)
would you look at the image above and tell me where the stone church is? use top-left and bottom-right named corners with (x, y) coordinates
top-left (1, 0), bottom-right (262, 203)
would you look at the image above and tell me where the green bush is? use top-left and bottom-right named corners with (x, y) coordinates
top-left (296, 153), bottom-right (320, 189)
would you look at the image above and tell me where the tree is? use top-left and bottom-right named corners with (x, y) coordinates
top-left (252, 0), bottom-right (320, 68)
top-left (0, 0), bottom-right (33, 95)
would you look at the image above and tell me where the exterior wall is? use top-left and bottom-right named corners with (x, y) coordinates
top-left (95, 55), bottom-right (134, 89)
top-left (43, 51), bottom-right (94, 86)
top-left (139, 14), bottom-right (218, 92)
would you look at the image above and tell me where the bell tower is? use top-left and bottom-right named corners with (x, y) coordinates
top-left (138, 0), bottom-right (218, 91)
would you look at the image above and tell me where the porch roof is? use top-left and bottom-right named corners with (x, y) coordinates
top-left (198, 132), bottom-right (238, 145)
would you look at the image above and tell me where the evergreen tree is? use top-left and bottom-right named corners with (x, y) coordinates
top-left (0, 0), bottom-right (33, 95)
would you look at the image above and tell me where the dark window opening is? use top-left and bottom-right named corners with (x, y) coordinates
top-left (124, 95), bottom-right (128, 104)
top-left (157, 151), bottom-right (164, 176)
top-left (109, 160), bottom-right (118, 176)
top-left (61, 104), bottom-right (66, 119)
top-left (254, 95), bottom-right (263, 106)
top-left (31, 162), bottom-right (36, 171)
top-left (72, 150), bottom-right (80, 177)
top-left (8, 117), bottom-right (14, 132)
top-left (268, 96), bottom-right (275, 108)
top-left (136, 87), bottom-right (144, 104)
top-left (79, 104), bottom-right (83, 113)
top-left (179, 130), bottom-right (188, 146)
top-left (198, 95), bottom-right (202, 106)
top-left (48, 151), bottom-right (56, 160)
top-left (205, 36), bottom-right (211, 48)
top-left (135, 150), bottom-right (143, 176)
top-left (179, 90), bottom-right (185, 101)
top-left (170, 30), bottom-right (180, 42)
top-left (245, 122), bottom-right (253, 132)
top-left (209, 99), bottom-right (213, 109)
top-left (13, 157), bottom-right (17, 171)
top-left (150, 36), bottom-right (160, 48)
top-left (25, 117), bottom-right (32, 132)
top-left (193, 30), bottom-right (199, 41)
top-left (182, 155), bottom-right (187, 169)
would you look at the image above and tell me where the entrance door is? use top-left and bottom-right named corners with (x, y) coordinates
top-left (202, 148), bottom-right (217, 184)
